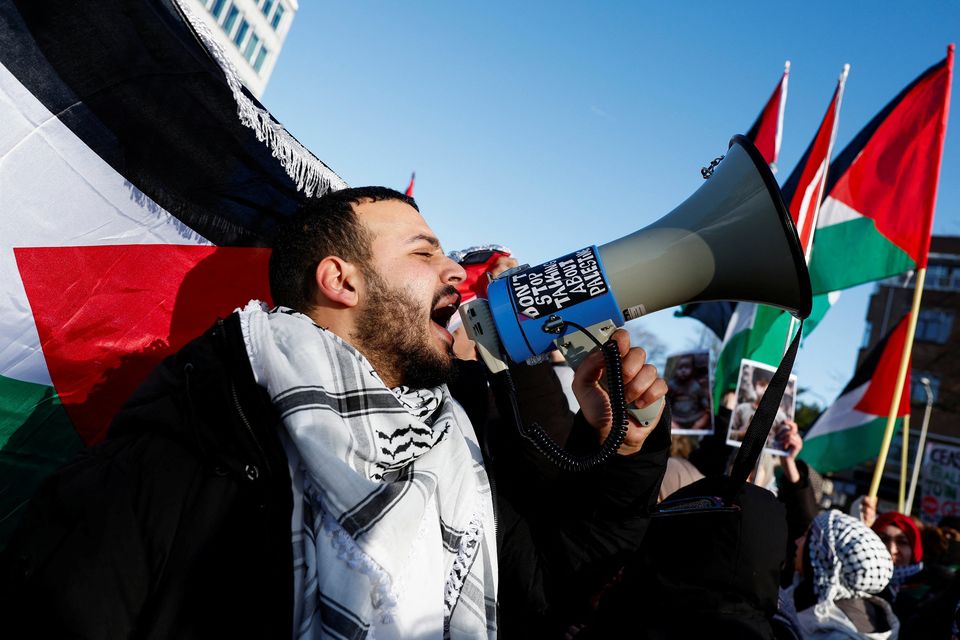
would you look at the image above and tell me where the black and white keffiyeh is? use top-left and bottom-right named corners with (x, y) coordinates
top-left (239, 302), bottom-right (497, 639)
top-left (808, 510), bottom-right (893, 620)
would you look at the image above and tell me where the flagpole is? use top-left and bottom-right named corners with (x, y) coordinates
top-left (906, 378), bottom-right (935, 515)
top-left (868, 269), bottom-right (926, 499)
top-left (898, 413), bottom-right (910, 512)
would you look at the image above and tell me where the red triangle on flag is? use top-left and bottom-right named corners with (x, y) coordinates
top-left (853, 313), bottom-right (911, 417)
top-left (828, 48), bottom-right (953, 267)
top-left (15, 245), bottom-right (272, 445)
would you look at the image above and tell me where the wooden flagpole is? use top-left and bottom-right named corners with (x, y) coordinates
top-left (868, 268), bottom-right (926, 499)
top-left (899, 413), bottom-right (910, 512)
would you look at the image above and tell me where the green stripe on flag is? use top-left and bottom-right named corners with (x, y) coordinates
top-left (0, 375), bottom-right (82, 548)
top-left (799, 416), bottom-right (900, 474)
top-left (809, 217), bottom-right (914, 294)
top-left (714, 294), bottom-right (836, 412)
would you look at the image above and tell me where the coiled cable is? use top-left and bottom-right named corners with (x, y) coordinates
top-left (493, 319), bottom-right (630, 472)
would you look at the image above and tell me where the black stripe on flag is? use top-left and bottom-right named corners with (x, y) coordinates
top-left (840, 312), bottom-right (908, 395)
top-left (824, 56), bottom-right (949, 196)
top-left (0, 0), bottom-right (309, 246)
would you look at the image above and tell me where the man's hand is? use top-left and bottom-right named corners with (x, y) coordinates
top-left (451, 255), bottom-right (519, 362)
top-left (572, 329), bottom-right (667, 456)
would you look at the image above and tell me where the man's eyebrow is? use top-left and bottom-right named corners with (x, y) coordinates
top-left (405, 234), bottom-right (441, 249)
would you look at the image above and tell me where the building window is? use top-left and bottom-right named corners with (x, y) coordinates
top-left (861, 321), bottom-right (873, 349)
top-left (210, 0), bottom-right (227, 19)
top-left (222, 5), bottom-right (240, 34)
top-left (233, 18), bottom-right (250, 46)
top-left (244, 33), bottom-right (261, 61)
top-left (915, 309), bottom-right (954, 343)
top-left (261, 0), bottom-right (275, 17)
top-left (926, 263), bottom-right (960, 291)
top-left (271, 3), bottom-right (285, 30)
top-left (253, 45), bottom-right (269, 72)
top-left (911, 373), bottom-right (940, 403)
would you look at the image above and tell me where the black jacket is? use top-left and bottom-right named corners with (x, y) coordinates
top-left (0, 314), bottom-right (293, 639)
top-left (0, 314), bottom-right (669, 639)
top-left (450, 360), bottom-right (671, 637)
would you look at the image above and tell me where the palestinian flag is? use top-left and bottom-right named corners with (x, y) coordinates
top-left (747, 60), bottom-right (791, 171)
top-left (800, 314), bottom-right (912, 473)
top-left (809, 46), bottom-right (954, 295)
top-left (0, 0), bottom-right (343, 546)
top-left (405, 171), bottom-right (416, 197)
top-left (713, 67), bottom-right (848, 406)
top-left (712, 294), bottom-right (839, 410)
top-left (677, 61), bottom-right (790, 338)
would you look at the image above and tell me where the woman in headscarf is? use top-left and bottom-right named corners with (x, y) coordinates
top-left (872, 513), bottom-right (924, 599)
top-left (777, 510), bottom-right (898, 639)
top-left (873, 512), bottom-right (956, 637)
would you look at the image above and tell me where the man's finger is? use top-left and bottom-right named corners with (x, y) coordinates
top-left (623, 363), bottom-right (659, 407)
top-left (619, 345), bottom-right (648, 382)
top-left (609, 328), bottom-right (631, 357)
top-left (572, 346), bottom-right (606, 390)
top-left (632, 377), bottom-right (668, 409)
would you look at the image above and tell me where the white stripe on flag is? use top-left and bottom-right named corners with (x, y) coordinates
top-left (816, 195), bottom-right (862, 228)
top-left (722, 302), bottom-right (757, 343)
top-left (0, 64), bottom-right (211, 386)
top-left (804, 381), bottom-right (874, 439)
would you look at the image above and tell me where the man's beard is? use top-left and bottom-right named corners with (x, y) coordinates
top-left (352, 270), bottom-right (456, 389)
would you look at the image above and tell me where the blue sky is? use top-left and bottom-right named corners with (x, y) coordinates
top-left (262, 1), bottom-right (960, 406)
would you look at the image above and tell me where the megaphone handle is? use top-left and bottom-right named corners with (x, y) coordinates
top-left (555, 320), bottom-right (664, 428)
top-left (626, 396), bottom-right (665, 427)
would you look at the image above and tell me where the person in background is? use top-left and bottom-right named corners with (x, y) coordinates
top-left (777, 510), bottom-right (897, 639)
top-left (657, 435), bottom-right (704, 502)
top-left (873, 512), bottom-right (956, 638)
top-left (776, 420), bottom-right (819, 588)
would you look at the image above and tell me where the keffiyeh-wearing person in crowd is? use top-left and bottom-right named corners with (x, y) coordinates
top-left (777, 510), bottom-right (898, 639)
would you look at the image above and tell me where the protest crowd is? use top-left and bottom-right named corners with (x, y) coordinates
top-left (0, 2), bottom-right (957, 639)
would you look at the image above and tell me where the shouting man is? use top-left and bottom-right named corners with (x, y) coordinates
top-left (0, 187), bottom-right (667, 639)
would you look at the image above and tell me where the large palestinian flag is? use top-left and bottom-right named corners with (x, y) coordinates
top-left (0, 0), bottom-right (344, 545)
top-left (713, 68), bottom-right (848, 405)
top-left (808, 46), bottom-right (954, 295)
top-left (800, 314), bottom-right (912, 473)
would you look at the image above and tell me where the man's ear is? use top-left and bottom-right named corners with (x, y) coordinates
top-left (314, 256), bottom-right (361, 308)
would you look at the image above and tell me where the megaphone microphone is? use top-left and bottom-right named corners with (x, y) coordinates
top-left (460, 135), bottom-right (811, 470)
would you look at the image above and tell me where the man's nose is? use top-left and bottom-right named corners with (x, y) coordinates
top-left (442, 256), bottom-right (467, 285)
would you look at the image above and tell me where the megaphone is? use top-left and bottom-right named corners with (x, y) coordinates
top-left (458, 135), bottom-right (812, 468)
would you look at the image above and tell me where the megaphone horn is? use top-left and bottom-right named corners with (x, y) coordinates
top-left (467, 134), bottom-right (812, 366)
top-left (458, 134), bottom-right (812, 472)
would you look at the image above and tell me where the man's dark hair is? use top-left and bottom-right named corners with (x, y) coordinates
top-left (269, 186), bottom-right (418, 312)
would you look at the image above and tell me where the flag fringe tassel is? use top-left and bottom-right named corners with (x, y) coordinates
top-left (175, 0), bottom-right (348, 197)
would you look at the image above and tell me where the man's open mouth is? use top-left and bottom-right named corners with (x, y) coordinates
top-left (430, 294), bottom-right (461, 329)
